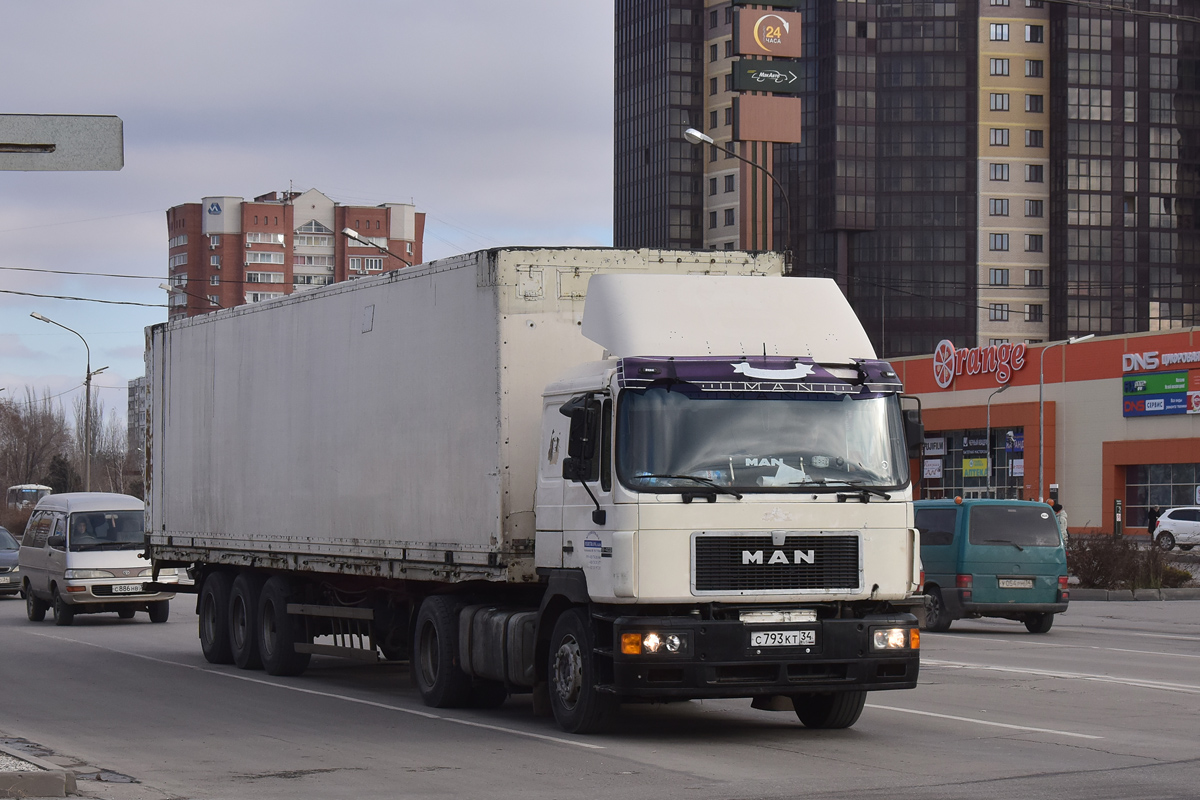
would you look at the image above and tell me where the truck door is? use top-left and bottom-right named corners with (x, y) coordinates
top-left (562, 397), bottom-right (615, 573)
top-left (535, 398), bottom-right (566, 535)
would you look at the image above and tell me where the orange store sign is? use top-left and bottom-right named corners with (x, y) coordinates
top-left (932, 339), bottom-right (1028, 389)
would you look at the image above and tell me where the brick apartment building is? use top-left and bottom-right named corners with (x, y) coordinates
top-left (165, 188), bottom-right (425, 318)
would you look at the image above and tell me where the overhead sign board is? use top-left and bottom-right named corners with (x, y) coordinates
top-left (733, 94), bottom-right (803, 144)
top-left (0, 114), bottom-right (123, 171)
top-left (734, 9), bottom-right (804, 58)
top-left (733, 59), bottom-right (804, 94)
top-left (932, 339), bottom-right (1027, 388)
top-left (1123, 371), bottom-right (1187, 395)
top-left (1123, 393), bottom-right (1189, 417)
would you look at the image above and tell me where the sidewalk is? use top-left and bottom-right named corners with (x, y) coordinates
top-left (1070, 587), bottom-right (1200, 601)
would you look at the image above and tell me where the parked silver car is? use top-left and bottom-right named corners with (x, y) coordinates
top-left (1154, 506), bottom-right (1200, 552)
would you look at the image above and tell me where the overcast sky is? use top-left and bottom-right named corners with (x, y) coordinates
top-left (0, 1), bottom-right (614, 428)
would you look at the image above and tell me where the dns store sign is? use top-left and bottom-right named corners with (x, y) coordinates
top-left (932, 340), bottom-right (1028, 389)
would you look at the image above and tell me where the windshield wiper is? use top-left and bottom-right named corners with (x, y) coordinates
top-left (983, 539), bottom-right (1025, 551)
top-left (635, 474), bottom-right (743, 500)
top-left (792, 478), bottom-right (891, 500)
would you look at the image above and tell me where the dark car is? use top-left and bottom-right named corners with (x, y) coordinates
top-left (0, 526), bottom-right (20, 596)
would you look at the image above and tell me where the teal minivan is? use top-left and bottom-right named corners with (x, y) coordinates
top-left (915, 499), bottom-right (1069, 633)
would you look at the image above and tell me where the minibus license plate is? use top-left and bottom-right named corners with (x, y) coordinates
top-left (751, 630), bottom-right (815, 647)
top-left (112, 584), bottom-right (142, 594)
top-left (998, 579), bottom-right (1034, 589)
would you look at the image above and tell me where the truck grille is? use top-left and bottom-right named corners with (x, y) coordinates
top-left (692, 532), bottom-right (861, 595)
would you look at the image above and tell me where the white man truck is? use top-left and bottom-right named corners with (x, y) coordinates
top-left (144, 247), bottom-right (924, 734)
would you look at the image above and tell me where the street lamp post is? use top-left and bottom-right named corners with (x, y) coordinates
top-left (1038, 334), bottom-right (1094, 503)
top-left (341, 228), bottom-right (412, 267)
top-left (682, 128), bottom-right (792, 270)
top-left (30, 313), bottom-right (107, 491)
top-left (986, 383), bottom-right (1009, 498)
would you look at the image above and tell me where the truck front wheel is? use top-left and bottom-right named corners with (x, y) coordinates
top-left (229, 572), bottom-right (267, 670)
top-left (258, 576), bottom-right (311, 676)
top-left (199, 572), bottom-right (234, 664)
top-left (547, 608), bottom-right (616, 734)
top-left (793, 691), bottom-right (866, 729)
top-left (413, 595), bottom-right (471, 707)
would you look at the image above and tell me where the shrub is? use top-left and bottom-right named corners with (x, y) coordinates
top-left (1067, 534), bottom-right (1193, 590)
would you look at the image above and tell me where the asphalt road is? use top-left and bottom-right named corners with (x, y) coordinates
top-left (1, 596), bottom-right (1197, 800)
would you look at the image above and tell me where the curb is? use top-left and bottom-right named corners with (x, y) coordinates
top-left (0, 743), bottom-right (75, 798)
top-left (1069, 588), bottom-right (1200, 601)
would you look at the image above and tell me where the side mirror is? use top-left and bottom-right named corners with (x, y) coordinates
top-left (567, 405), bottom-right (598, 461)
top-left (900, 395), bottom-right (925, 460)
top-left (562, 456), bottom-right (590, 482)
top-left (47, 534), bottom-right (66, 550)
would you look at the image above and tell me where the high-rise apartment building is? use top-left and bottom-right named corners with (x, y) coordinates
top-left (165, 188), bottom-right (424, 318)
top-left (614, 0), bottom-right (1200, 356)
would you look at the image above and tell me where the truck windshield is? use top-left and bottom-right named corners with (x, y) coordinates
top-left (616, 387), bottom-right (909, 493)
top-left (68, 511), bottom-right (145, 552)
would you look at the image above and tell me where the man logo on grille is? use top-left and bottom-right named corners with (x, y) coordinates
top-left (742, 549), bottom-right (815, 565)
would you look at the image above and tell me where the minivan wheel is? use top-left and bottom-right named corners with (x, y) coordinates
top-left (924, 588), bottom-right (952, 632)
top-left (52, 590), bottom-right (75, 627)
top-left (25, 584), bottom-right (47, 622)
top-left (1024, 612), bottom-right (1054, 633)
top-left (117, 607), bottom-right (136, 620)
top-left (1156, 532), bottom-right (1176, 551)
top-left (148, 600), bottom-right (170, 623)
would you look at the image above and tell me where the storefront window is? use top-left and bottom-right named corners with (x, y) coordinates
top-left (1125, 463), bottom-right (1199, 527)
top-left (920, 427), bottom-right (1025, 500)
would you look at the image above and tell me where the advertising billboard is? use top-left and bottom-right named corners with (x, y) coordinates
top-left (733, 9), bottom-right (804, 58)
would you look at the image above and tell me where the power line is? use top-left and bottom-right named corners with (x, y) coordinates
top-left (0, 265), bottom-right (161, 281)
top-left (0, 209), bottom-right (161, 236)
top-left (0, 288), bottom-right (166, 308)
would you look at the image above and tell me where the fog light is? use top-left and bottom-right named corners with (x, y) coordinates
top-left (871, 627), bottom-right (909, 650)
top-left (663, 634), bottom-right (682, 653)
top-left (621, 633), bottom-right (642, 655)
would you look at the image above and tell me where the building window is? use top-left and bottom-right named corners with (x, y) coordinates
top-left (210, 255), bottom-right (221, 267)
top-left (710, 77), bottom-right (718, 96)
top-left (1025, 199), bottom-right (1044, 217)
top-left (724, 73), bottom-right (733, 91)
top-left (990, 58), bottom-right (1010, 76)
top-left (168, 234), bottom-right (188, 249)
top-left (1026, 59), bottom-right (1044, 78)
top-left (724, 208), bottom-right (735, 226)
top-left (207, 295), bottom-right (220, 307)
top-left (990, 303), bottom-right (1010, 321)
top-left (1026, 94), bottom-right (1044, 113)
top-left (245, 251), bottom-right (285, 264)
top-left (1026, 164), bottom-right (1044, 183)
top-left (245, 232), bottom-right (285, 245)
top-left (1026, 269), bottom-right (1044, 286)
top-left (169, 273), bottom-right (187, 287)
top-left (991, 0), bottom-right (1010, 5)
top-left (990, 338), bottom-right (1011, 346)
top-left (723, 241), bottom-right (735, 250)
top-left (990, 23), bottom-right (1010, 41)
top-left (990, 233), bottom-right (1010, 251)
top-left (710, 110), bottom-right (718, 130)
top-left (708, 211), bottom-right (717, 229)
top-left (246, 291), bottom-right (284, 304)
top-left (1027, 0), bottom-right (1043, 6)
top-left (1025, 304), bottom-right (1044, 322)
top-left (710, 145), bottom-right (719, 162)
top-left (990, 128), bottom-right (1010, 146)
top-left (990, 198), bottom-right (1010, 216)
top-left (210, 235), bottom-right (220, 246)
top-left (1026, 234), bottom-right (1044, 252)
top-left (725, 40), bottom-right (733, 58)
top-left (210, 275), bottom-right (220, 286)
top-left (710, 9), bottom-right (718, 27)
top-left (169, 253), bottom-right (188, 269)
top-left (710, 43), bottom-right (718, 62)
top-left (364, 257), bottom-right (383, 271)
top-left (245, 271), bottom-right (284, 284)
top-left (724, 106), bottom-right (733, 125)
top-left (1026, 129), bottom-right (1044, 147)
top-left (709, 177), bottom-right (718, 196)
top-left (990, 93), bottom-right (1010, 111)
top-left (990, 268), bottom-right (1010, 285)
top-left (1026, 25), bottom-right (1044, 43)
top-left (294, 234), bottom-right (333, 247)
top-left (724, 174), bottom-right (735, 192)
top-left (990, 163), bottom-right (1010, 181)
top-left (349, 257), bottom-right (362, 271)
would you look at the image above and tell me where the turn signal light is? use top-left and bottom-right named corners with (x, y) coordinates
top-left (910, 628), bottom-right (920, 650)
top-left (621, 633), bottom-right (642, 655)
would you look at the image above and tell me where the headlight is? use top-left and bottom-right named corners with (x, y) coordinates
top-left (620, 631), bottom-right (688, 655)
top-left (871, 627), bottom-right (917, 651)
top-left (10, 566), bottom-right (18, 574)
top-left (64, 569), bottom-right (115, 580)
top-left (138, 568), bottom-right (176, 577)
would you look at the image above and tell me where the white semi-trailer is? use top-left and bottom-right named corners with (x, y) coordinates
top-left (144, 247), bottom-right (924, 733)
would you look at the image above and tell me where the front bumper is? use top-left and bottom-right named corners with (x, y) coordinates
top-left (607, 613), bottom-right (919, 699)
top-left (61, 580), bottom-right (176, 606)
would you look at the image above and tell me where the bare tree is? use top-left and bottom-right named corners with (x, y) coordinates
top-left (0, 387), bottom-right (71, 490)
top-left (71, 394), bottom-right (128, 493)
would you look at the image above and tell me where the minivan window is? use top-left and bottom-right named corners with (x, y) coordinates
top-left (968, 505), bottom-right (1061, 547)
top-left (68, 511), bottom-right (145, 552)
top-left (915, 508), bottom-right (957, 546)
top-left (23, 513), bottom-right (51, 547)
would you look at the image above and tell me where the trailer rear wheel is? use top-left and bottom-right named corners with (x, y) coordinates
top-left (258, 576), bottom-right (311, 676)
top-left (792, 691), bottom-right (866, 729)
top-left (199, 572), bottom-right (234, 664)
top-left (413, 595), bottom-right (471, 707)
top-left (229, 572), bottom-right (267, 670)
top-left (547, 608), bottom-right (616, 734)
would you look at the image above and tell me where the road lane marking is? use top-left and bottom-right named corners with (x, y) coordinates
top-left (865, 704), bottom-right (1103, 739)
top-left (26, 632), bottom-right (605, 751)
top-left (935, 634), bottom-right (1200, 661)
top-left (924, 658), bottom-right (1200, 695)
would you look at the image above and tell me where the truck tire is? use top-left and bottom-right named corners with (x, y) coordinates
top-left (257, 576), bottom-right (311, 677)
top-left (25, 583), bottom-right (47, 622)
top-left (547, 608), bottom-right (617, 734)
top-left (793, 691), bottom-right (866, 729)
top-left (924, 588), bottom-right (953, 632)
top-left (148, 600), bottom-right (170, 624)
top-left (52, 588), bottom-right (75, 627)
top-left (1024, 612), bottom-right (1054, 633)
top-left (199, 572), bottom-right (235, 664)
top-left (413, 595), bottom-right (472, 707)
top-left (229, 572), bottom-right (267, 670)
